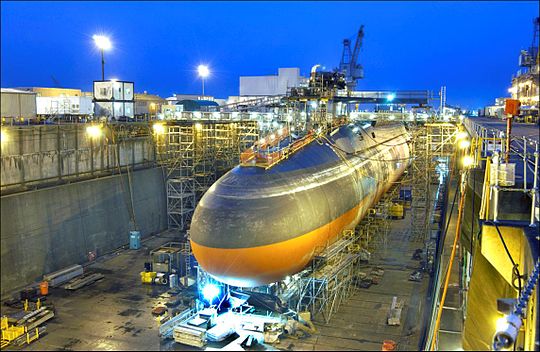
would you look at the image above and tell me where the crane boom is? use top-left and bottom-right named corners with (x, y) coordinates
top-left (339, 25), bottom-right (364, 90)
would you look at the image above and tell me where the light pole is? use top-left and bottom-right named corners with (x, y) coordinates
top-left (93, 35), bottom-right (112, 80)
top-left (197, 65), bottom-right (210, 97)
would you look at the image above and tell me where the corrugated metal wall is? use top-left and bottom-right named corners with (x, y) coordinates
top-left (1, 92), bottom-right (37, 118)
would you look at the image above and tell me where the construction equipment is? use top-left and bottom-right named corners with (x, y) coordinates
top-left (1, 306), bottom-right (54, 348)
top-left (142, 242), bottom-right (189, 285)
top-left (339, 25), bottom-right (365, 89)
top-left (173, 324), bottom-right (206, 348)
top-left (389, 203), bottom-right (405, 219)
top-left (141, 271), bottom-right (157, 284)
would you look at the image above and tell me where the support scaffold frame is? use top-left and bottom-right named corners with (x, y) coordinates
top-left (155, 120), bottom-right (260, 231)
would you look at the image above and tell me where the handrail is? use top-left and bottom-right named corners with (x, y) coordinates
top-left (464, 117), bottom-right (539, 226)
top-left (240, 130), bottom-right (316, 169)
top-left (239, 119), bottom-right (349, 169)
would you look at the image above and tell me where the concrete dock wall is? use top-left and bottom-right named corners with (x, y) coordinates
top-left (1, 124), bottom-right (155, 193)
top-left (0, 167), bottom-right (167, 298)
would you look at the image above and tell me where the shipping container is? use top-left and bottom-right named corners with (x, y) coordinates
top-left (0, 88), bottom-right (37, 120)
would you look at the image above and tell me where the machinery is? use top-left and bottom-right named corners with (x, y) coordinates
top-left (289, 64), bottom-right (347, 99)
top-left (389, 203), bottom-right (405, 219)
top-left (190, 122), bottom-right (411, 287)
top-left (141, 242), bottom-right (185, 285)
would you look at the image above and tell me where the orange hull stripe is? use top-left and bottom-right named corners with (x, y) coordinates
top-left (190, 196), bottom-right (372, 286)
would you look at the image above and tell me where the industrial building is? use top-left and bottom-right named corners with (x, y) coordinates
top-left (0, 11), bottom-right (539, 352)
top-left (134, 92), bottom-right (166, 118)
top-left (239, 67), bottom-right (306, 96)
top-left (508, 17), bottom-right (539, 123)
top-left (486, 17), bottom-right (539, 123)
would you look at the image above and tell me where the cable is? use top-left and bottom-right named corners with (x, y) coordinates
top-left (109, 124), bottom-right (139, 231)
top-left (486, 221), bottom-right (522, 296)
top-left (493, 259), bottom-right (540, 351)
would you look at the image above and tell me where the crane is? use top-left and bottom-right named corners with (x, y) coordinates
top-left (339, 25), bottom-right (365, 90)
top-left (50, 75), bottom-right (61, 88)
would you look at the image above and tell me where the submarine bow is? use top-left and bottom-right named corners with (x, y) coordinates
top-left (190, 122), bottom-right (411, 287)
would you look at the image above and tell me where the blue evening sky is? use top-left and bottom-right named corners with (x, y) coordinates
top-left (1, 1), bottom-right (538, 109)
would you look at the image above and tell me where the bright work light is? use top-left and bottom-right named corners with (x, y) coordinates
top-left (202, 284), bottom-right (220, 303)
top-left (93, 35), bottom-right (112, 50)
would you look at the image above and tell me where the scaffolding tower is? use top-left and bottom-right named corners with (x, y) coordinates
top-left (407, 122), bottom-right (458, 242)
top-left (156, 120), bottom-right (260, 231)
top-left (162, 124), bottom-right (196, 230)
top-left (410, 125), bottom-right (430, 242)
top-left (294, 230), bottom-right (361, 323)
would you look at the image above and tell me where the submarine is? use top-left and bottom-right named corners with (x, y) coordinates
top-left (190, 121), bottom-right (411, 287)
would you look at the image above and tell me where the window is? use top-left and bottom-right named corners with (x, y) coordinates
top-left (100, 88), bottom-right (108, 96)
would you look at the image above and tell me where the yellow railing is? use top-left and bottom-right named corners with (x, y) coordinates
top-left (240, 130), bottom-right (316, 169)
top-left (240, 119), bottom-right (348, 169)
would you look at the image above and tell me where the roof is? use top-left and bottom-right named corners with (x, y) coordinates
top-left (176, 99), bottom-right (219, 107)
top-left (1, 88), bottom-right (37, 94)
top-left (134, 93), bottom-right (164, 101)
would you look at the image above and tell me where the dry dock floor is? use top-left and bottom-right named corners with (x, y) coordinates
top-left (2, 214), bottom-right (430, 351)
top-left (275, 213), bottom-right (429, 351)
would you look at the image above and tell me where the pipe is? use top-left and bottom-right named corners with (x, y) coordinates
top-left (493, 151), bottom-right (500, 222)
top-left (505, 116), bottom-right (512, 163)
top-left (531, 149), bottom-right (538, 227)
top-left (523, 136), bottom-right (527, 192)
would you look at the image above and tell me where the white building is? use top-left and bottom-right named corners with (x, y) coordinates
top-left (93, 80), bottom-right (135, 119)
top-left (239, 68), bottom-right (306, 96)
top-left (483, 97), bottom-right (506, 119)
top-left (36, 96), bottom-right (93, 116)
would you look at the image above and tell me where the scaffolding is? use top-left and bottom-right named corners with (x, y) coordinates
top-left (161, 124), bottom-right (196, 230)
top-left (410, 125), bottom-right (430, 242)
top-left (352, 182), bottom-right (402, 261)
top-left (156, 120), bottom-right (260, 231)
top-left (294, 230), bottom-right (361, 323)
top-left (407, 122), bottom-right (458, 242)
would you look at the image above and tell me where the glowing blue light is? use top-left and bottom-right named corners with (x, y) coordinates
top-left (202, 284), bottom-right (220, 303)
top-left (386, 93), bottom-right (396, 102)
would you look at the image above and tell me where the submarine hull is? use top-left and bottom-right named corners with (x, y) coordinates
top-left (190, 123), bottom-right (411, 287)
